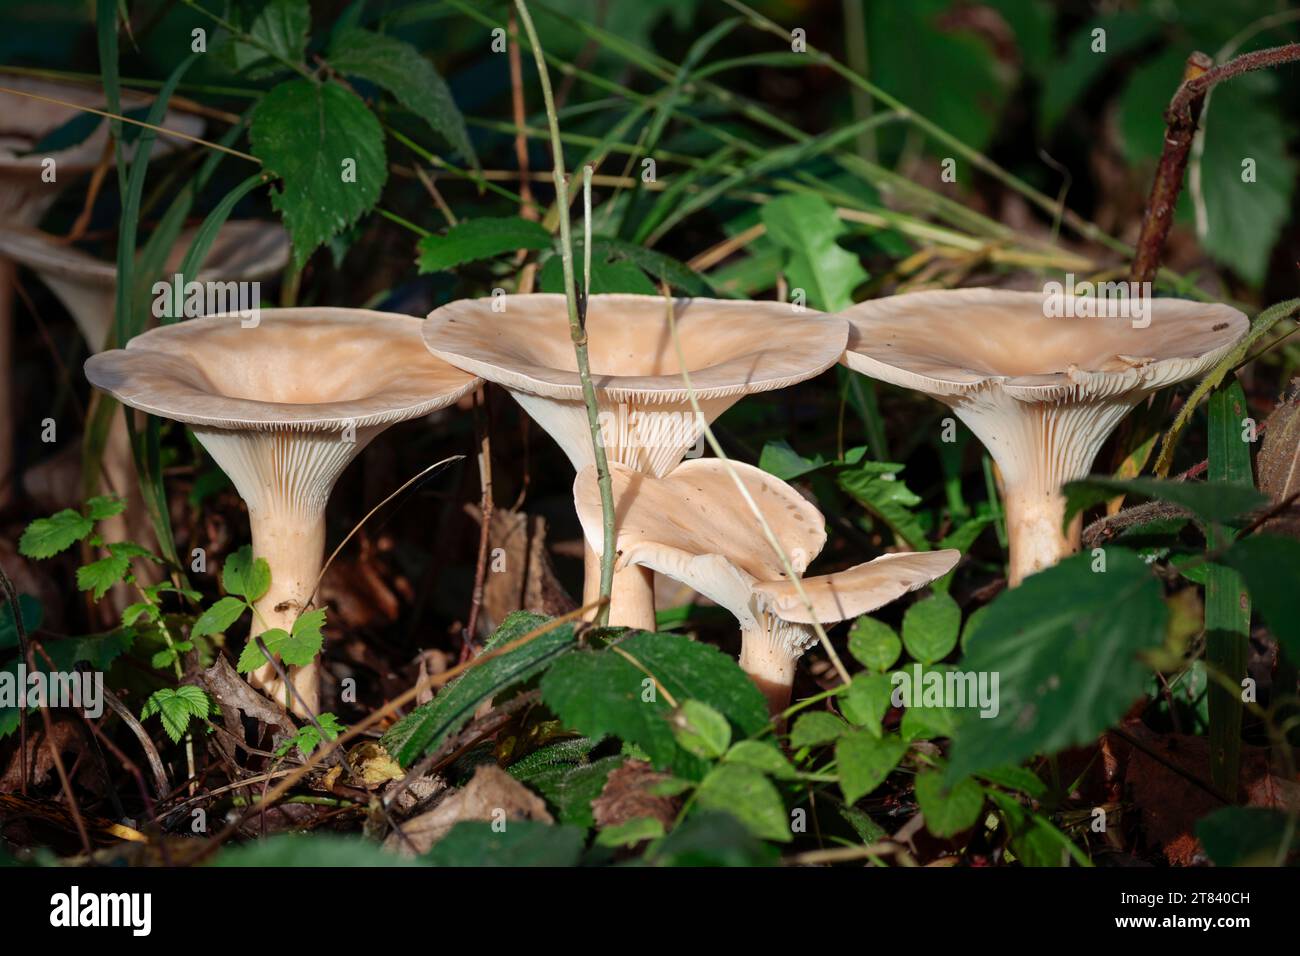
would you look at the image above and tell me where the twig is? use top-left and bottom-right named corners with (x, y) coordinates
top-left (514, 0), bottom-right (616, 624)
top-left (464, 387), bottom-right (494, 655)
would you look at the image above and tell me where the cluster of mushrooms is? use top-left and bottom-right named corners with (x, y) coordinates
top-left (3, 75), bottom-right (1250, 721)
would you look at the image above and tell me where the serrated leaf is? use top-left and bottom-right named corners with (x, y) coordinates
top-left (522, 755), bottom-right (623, 830)
top-left (538, 254), bottom-right (658, 295)
top-left (915, 771), bottom-right (983, 837)
top-left (427, 821), bottom-right (584, 867)
top-left (76, 553), bottom-right (131, 600)
top-left (847, 615), bottom-right (901, 672)
top-left (946, 551), bottom-right (1167, 783)
top-left (143, 686), bottom-right (209, 744)
top-left (837, 460), bottom-right (930, 550)
top-left (836, 731), bottom-right (907, 805)
top-left (789, 711), bottom-right (848, 749)
top-left (250, 79), bottom-right (387, 268)
top-left (227, 0), bottom-right (309, 79)
top-left (693, 763), bottom-right (790, 842)
top-left (417, 217), bottom-right (551, 273)
top-left (329, 27), bottom-right (478, 169)
top-left (238, 613), bottom-right (323, 673)
top-left (760, 193), bottom-right (867, 311)
top-left (383, 612), bottom-right (577, 766)
top-left (671, 699), bottom-right (731, 759)
top-left (192, 596), bottom-right (248, 638)
top-left (723, 740), bottom-right (797, 779)
top-left (85, 495), bottom-right (126, 520)
top-left (221, 546), bottom-right (271, 603)
top-left (1062, 477), bottom-right (1266, 532)
top-left (18, 509), bottom-right (93, 558)
top-left (902, 592), bottom-right (960, 664)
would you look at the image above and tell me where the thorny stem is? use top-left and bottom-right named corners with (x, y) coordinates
top-left (658, 287), bottom-right (853, 688)
top-left (514, 0), bottom-right (616, 625)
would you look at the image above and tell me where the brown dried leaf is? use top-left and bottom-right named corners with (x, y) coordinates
top-left (1257, 377), bottom-right (1300, 538)
top-left (591, 760), bottom-right (679, 831)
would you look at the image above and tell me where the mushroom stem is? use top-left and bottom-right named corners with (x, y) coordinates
top-left (1002, 482), bottom-right (1081, 587)
top-left (194, 426), bottom-right (379, 718)
top-left (739, 614), bottom-right (817, 716)
top-left (581, 542), bottom-right (656, 630)
top-left (245, 503), bottom-right (326, 716)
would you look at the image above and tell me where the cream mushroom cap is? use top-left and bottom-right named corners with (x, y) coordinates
top-left (839, 288), bottom-right (1248, 585)
top-left (85, 308), bottom-right (479, 715)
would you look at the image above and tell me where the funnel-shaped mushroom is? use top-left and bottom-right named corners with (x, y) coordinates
top-left (425, 293), bottom-right (848, 627)
top-left (85, 308), bottom-right (478, 715)
top-left (840, 288), bottom-right (1248, 585)
top-left (1, 221), bottom-right (289, 577)
top-left (575, 459), bottom-right (959, 712)
top-left (0, 72), bottom-right (204, 503)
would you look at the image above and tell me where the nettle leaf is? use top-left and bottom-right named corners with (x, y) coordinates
top-left (946, 550), bottom-right (1167, 783)
top-left (417, 217), bottom-right (551, 273)
top-left (227, 0), bottom-right (310, 78)
top-left (914, 770), bottom-right (984, 838)
top-left (383, 612), bottom-right (576, 767)
top-left (221, 546), bottom-right (271, 603)
top-left (192, 596), bottom-right (249, 638)
top-left (250, 78), bottom-right (387, 268)
top-left (760, 193), bottom-right (866, 312)
top-left (902, 592), bottom-right (960, 664)
top-left (329, 27), bottom-right (478, 169)
top-left (847, 615), bottom-right (901, 672)
top-left (1223, 535), bottom-right (1300, 660)
top-left (1062, 477), bottom-right (1266, 532)
top-left (427, 821), bottom-right (585, 867)
top-left (18, 509), bottom-right (94, 558)
top-left (788, 711), bottom-right (848, 749)
top-left (692, 764), bottom-right (790, 843)
top-left (0, 595), bottom-right (43, 652)
top-left (836, 731), bottom-right (907, 805)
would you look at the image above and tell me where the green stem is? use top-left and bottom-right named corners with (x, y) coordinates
top-left (513, 0), bottom-right (616, 622)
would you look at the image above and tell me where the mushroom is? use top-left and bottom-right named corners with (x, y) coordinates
top-left (0, 71), bottom-right (203, 504)
top-left (574, 458), bottom-right (960, 713)
top-left (85, 308), bottom-right (479, 714)
top-left (424, 293), bottom-right (848, 628)
top-left (839, 288), bottom-right (1248, 585)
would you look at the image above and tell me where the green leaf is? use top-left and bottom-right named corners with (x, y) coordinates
top-left (538, 253), bottom-right (658, 295)
top-left (914, 771), bottom-right (984, 837)
top-left (0, 596), bottom-right (43, 651)
top-left (587, 238), bottom-right (708, 296)
top-left (383, 612), bottom-right (577, 766)
top-left (521, 755), bottom-right (623, 830)
top-left (237, 613), bottom-right (323, 672)
top-left (1223, 535), bottom-right (1300, 661)
top-left (974, 764), bottom-right (1046, 798)
top-left (275, 713), bottom-right (345, 758)
top-left (228, 0), bottom-right (309, 78)
top-left (789, 711), bottom-right (848, 749)
top-left (76, 553), bottom-right (131, 601)
top-left (836, 731), bottom-right (908, 804)
top-left (1039, 11), bottom-right (1159, 134)
top-left (1196, 807), bottom-right (1298, 866)
top-left (946, 551), bottom-right (1167, 783)
top-left (329, 27), bottom-right (478, 169)
top-left (416, 217), bottom-right (551, 273)
top-left (759, 439), bottom-right (829, 481)
top-left (723, 740), bottom-right (798, 779)
top-left (837, 460), bottom-right (930, 550)
top-left (250, 79), bottom-right (387, 268)
top-left (760, 193), bottom-right (867, 311)
top-left (222, 546), bottom-right (271, 603)
top-left (840, 672), bottom-right (893, 735)
top-left (671, 700), bottom-right (731, 759)
top-left (142, 686), bottom-right (210, 743)
top-left (212, 834), bottom-right (419, 867)
top-left (85, 495), bottom-right (126, 520)
top-left (1062, 477), bottom-right (1266, 532)
top-left (693, 764), bottom-right (790, 843)
top-left (648, 811), bottom-right (779, 867)
top-left (426, 821), bottom-right (585, 867)
top-left (901, 592), bottom-right (960, 664)
top-left (192, 596), bottom-right (249, 638)
top-left (596, 817), bottom-right (665, 848)
top-left (847, 615), bottom-right (901, 671)
top-left (18, 509), bottom-right (93, 558)
top-left (540, 631), bottom-right (768, 772)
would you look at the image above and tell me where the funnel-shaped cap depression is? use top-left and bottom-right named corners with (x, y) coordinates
top-left (85, 308), bottom-right (479, 430)
top-left (424, 294), bottom-right (848, 404)
top-left (840, 288), bottom-right (1247, 401)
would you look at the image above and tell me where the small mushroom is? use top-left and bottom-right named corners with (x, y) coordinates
top-left (840, 288), bottom-right (1248, 585)
top-left (424, 293), bottom-right (848, 627)
top-left (574, 459), bottom-right (959, 713)
top-left (1, 221), bottom-right (289, 561)
top-left (0, 72), bottom-right (203, 504)
top-left (85, 308), bottom-right (479, 714)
